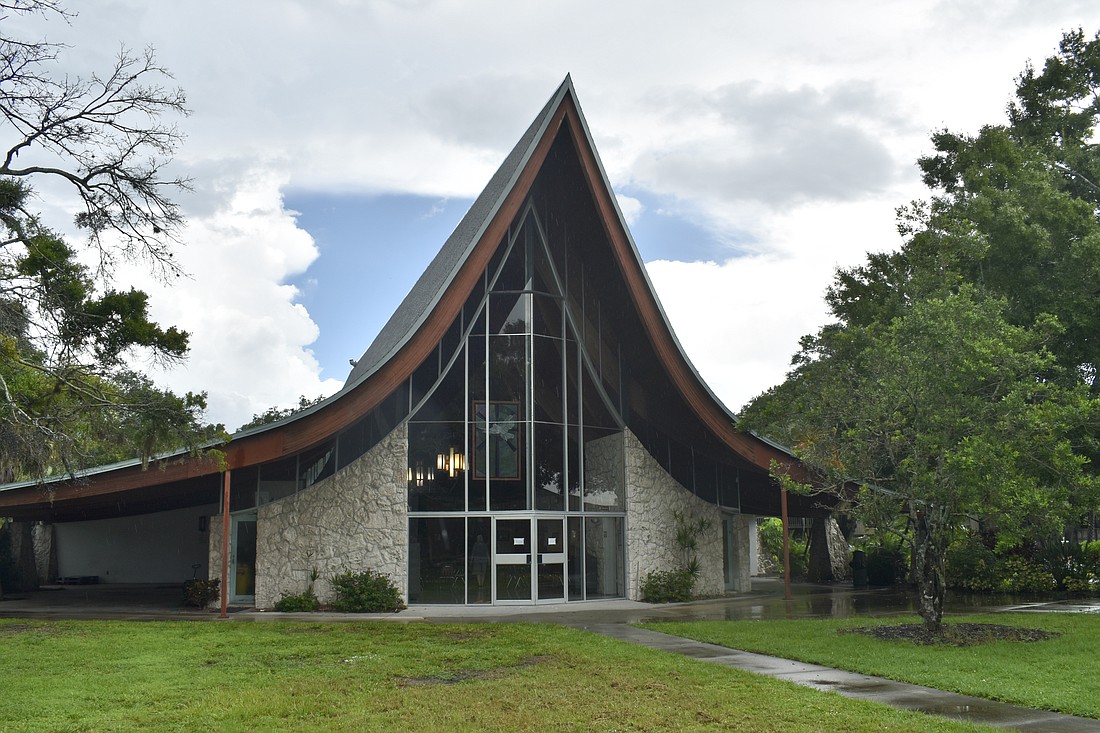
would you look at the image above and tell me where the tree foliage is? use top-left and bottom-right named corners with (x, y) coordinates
top-left (237, 394), bottom-right (328, 432)
top-left (742, 30), bottom-right (1100, 630)
top-left (0, 1), bottom-right (215, 482)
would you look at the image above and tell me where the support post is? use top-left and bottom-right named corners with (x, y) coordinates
top-left (780, 485), bottom-right (792, 601)
top-left (220, 469), bottom-right (231, 619)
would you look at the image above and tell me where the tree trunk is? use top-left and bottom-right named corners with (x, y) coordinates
top-left (911, 504), bottom-right (949, 632)
top-left (807, 518), bottom-right (832, 583)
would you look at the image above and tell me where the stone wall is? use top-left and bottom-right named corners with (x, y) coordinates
top-left (210, 423), bottom-right (408, 609)
top-left (623, 430), bottom-right (725, 599)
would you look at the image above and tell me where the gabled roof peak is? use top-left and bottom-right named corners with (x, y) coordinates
top-left (344, 76), bottom-right (578, 388)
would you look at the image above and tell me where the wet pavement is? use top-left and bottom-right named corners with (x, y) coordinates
top-left (3, 579), bottom-right (1099, 731)
top-left (588, 624), bottom-right (1100, 732)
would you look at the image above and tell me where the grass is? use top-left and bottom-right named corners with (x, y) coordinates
top-left (642, 613), bottom-right (1100, 719)
top-left (0, 618), bottom-right (1000, 732)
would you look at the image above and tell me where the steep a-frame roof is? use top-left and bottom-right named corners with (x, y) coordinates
top-left (346, 75), bottom-right (796, 468)
top-left (0, 76), bottom-right (807, 522)
top-left (345, 82), bottom-right (564, 389)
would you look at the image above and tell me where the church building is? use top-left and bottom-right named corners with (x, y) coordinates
top-left (0, 78), bottom-right (821, 608)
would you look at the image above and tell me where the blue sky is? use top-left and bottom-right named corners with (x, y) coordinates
top-left (285, 188), bottom-right (741, 386)
top-left (284, 193), bottom-right (473, 383)
top-left (11, 1), bottom-right (1100, 429)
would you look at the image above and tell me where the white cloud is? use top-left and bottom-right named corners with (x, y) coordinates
top-left (615, 194), bottom-right (644, 225)
top-left (118, 169), bottom-right (343, 429)
top-left (646, 196), bottom-right (902, 412)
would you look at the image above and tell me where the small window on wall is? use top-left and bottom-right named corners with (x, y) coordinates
top-left (299, 442), bottom-right (335, 490)
top-left (258, 456), bottom-right (297, 505)
top-left (472, 401), bottom-right (521, 479)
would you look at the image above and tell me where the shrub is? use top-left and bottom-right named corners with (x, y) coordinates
top-left (330, 569), bottom-right (405, 613)
top-left (946, 537), bottom-right (999, 592)
top-left (182, 578), bottom-right (220, 609)
top-left (1083, 541), bottom-right (1100, 570)
top-left (865, 545), bottom-right (905, 586)
top-left (757, 517), bottom-right (808, 579)
top-left (273, 590), bottom-right (320, 612)
top-left (640, 569), bottom-right (695, 603)
top-left (997, 557), bottom-right (1057, 593)
top-left (1063, 575), bottom-right (1098, 594)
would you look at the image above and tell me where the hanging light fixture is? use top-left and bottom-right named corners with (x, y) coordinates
top-left (408, 463), bottom-right (426, 487)
top-left (436, 447), bottom-right (466, 478)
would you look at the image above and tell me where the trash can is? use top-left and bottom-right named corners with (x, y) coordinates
top-left (851, 549), bottom-right (867, 588)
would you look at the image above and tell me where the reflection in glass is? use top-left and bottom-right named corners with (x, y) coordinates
top-left (568, 517), bottom-right (584, 599)
top-left (495, 519), bottom-right (531, 601)
top-left (489, 334), bottom-right (526, 404)
top-left (496, 564), bottom-right (531, 600)
top-left (533, 294), bottom-right (563, 337)
top-left (537, 518), bottom-right (565, 600)
top-left (408, 517), bottom-right (466, 604)
top-left (534, 423), bottom-right (564, 511)
top-left (585, 516), bottom-right (624, 599)
top-left (493, 233), bottom-right (527, 291)
top-left (411, 345), bottom-right (465, 422)
top-left (490, 291), bottom-right (529, 334)
top-left (467, 517), bottom-right (491, 604)
top-left (533, 336), bottom-right (564, 423)
top-left (407, 422), bottom-right (466, 512)
top-left (583, 426), bottom-right (624, 511)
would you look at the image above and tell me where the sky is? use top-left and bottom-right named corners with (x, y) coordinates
top-left (8, 0), bottom-right (1100, 431)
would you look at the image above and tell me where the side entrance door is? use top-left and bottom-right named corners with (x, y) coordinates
top-left (230, 512), bottom-right (257, 604)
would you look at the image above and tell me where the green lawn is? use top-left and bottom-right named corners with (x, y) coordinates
top-left (0, 619), bottom-right (999, 732)
top-left (642, 613), bottom-right (1100, 719)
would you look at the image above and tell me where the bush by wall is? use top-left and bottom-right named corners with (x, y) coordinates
top-left (273, 590), bottom-right (320, 612)
top-left (183, 578), bottom-right (220, 609)
top-left (640, 569), bottom-right (695, 603)
top-left (330, 569), bottom-right (405, 613)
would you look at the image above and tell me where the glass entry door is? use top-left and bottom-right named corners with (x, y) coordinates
top-left (230, 513), bottom-right (257, 604)
top-left (494, 518), bottom-right (532, 602)
top-left (493, 517), bottom-right (567, 603)
top-left (536, 518), bottom-right (566, 602)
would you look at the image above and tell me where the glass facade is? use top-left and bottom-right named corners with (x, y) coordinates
top-left (406, 202), bottom-right (629, 603)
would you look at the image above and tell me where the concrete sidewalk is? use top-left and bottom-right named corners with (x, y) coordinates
top-left (583, 624), bottom-right (1100, 733)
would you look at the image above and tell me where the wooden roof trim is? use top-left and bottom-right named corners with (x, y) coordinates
top-left (555, 96), bottom-right (806, 479)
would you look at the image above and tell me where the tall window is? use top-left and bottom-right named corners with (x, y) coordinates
top-left (406, 204), bottom-right (626, 514)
